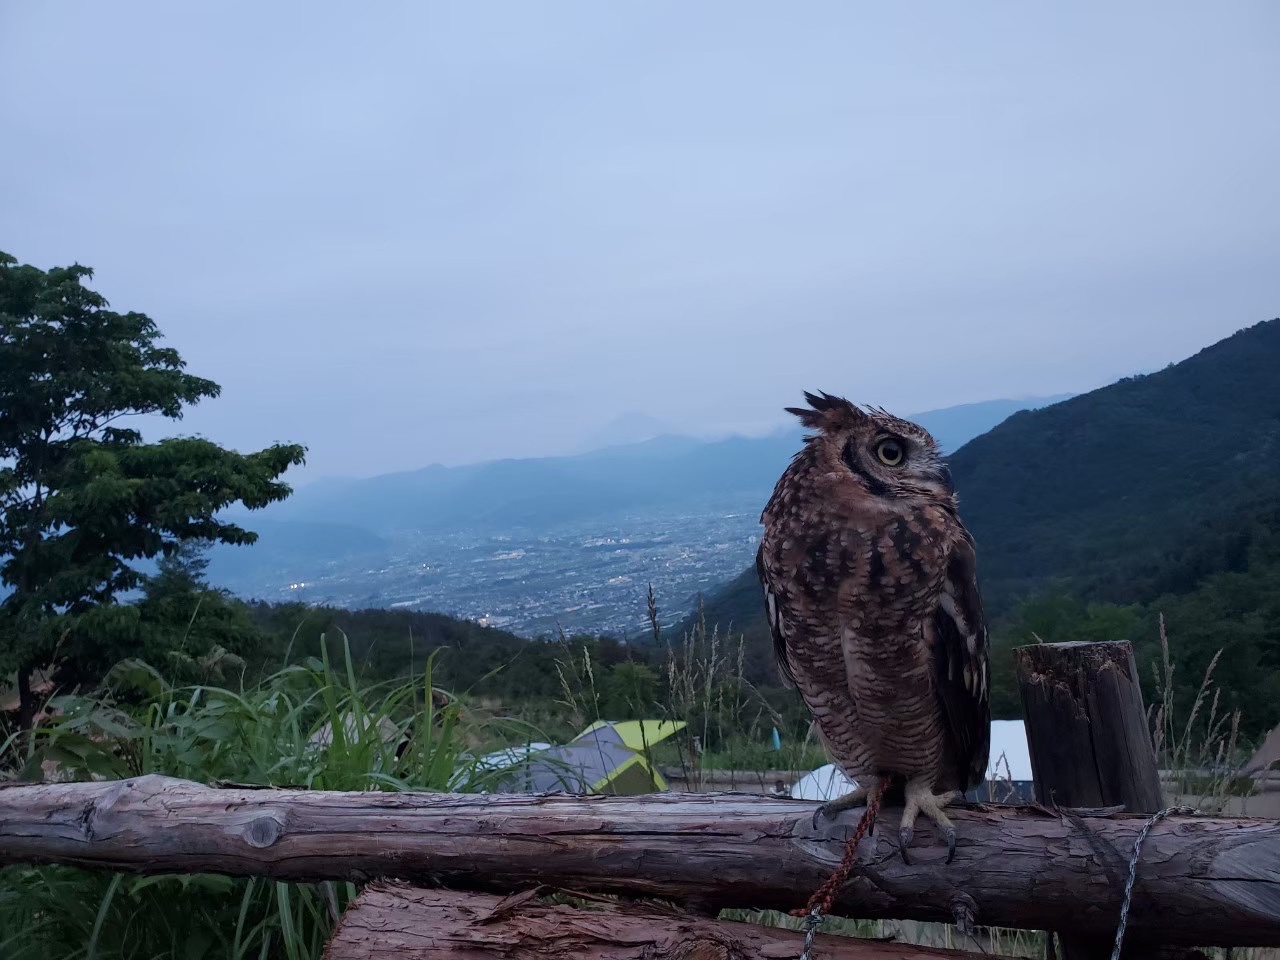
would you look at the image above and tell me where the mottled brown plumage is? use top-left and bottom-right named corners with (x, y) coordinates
top-left (757, 391), bottom-right (990, 862)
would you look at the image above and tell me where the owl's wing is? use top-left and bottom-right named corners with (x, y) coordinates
top-left (756, 543), bottom-right (796, 688)
top-left (931, 530), bottom-right (991, 790)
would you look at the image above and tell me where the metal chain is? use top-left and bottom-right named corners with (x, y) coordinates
top-left (794, 785), bottom-right (883, 960)
top-left (799, 906), bottom-right (824, 960)
top-left (1110, 805), bottom-right (1196, 960)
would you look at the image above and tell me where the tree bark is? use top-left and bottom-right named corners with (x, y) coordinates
top-left (1016, 640), bottom-right (1165, 960)
top-left (1015, 641), bottom-right (1164, 811)
top-left (323, 883), bottom-right (1001, 960)
top-left (2, 775), bottom-right (1278, 946)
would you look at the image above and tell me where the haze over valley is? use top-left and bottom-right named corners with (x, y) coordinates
top-left (208, 395), bottom-right (1071, 635)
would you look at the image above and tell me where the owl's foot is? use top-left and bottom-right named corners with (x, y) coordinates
top-left (810, 777), bottom-right (881, 834)
top-left (898, 780), bottom-right (962, 865)
top-left (811, 784), bottom-right (868, 831)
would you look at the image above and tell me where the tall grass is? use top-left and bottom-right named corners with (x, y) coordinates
top-left (1148, 613), bottom-right (1254, 813)
top-left (0, 636), bottom-right (518, 960)
top-left (547, 589), bottom-right (823, 791)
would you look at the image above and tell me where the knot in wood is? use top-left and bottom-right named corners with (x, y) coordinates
top-left (245, 815), bottom-right (283, 848)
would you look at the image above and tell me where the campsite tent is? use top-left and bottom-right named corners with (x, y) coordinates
top-left (473, 719), bottom-right (686, 796)
top-left (789, 719), bottom-right (1035, 802)
top-left (788, 763), bottom-right (856, 802)
top-left (984, 718), bottom-right (1034, 800)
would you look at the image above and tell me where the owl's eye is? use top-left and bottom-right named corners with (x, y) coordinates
top-left (875, 438), bottom-right (905, 466)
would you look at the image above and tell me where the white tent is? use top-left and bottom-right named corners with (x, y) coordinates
top-left (986, 719), bottom-right (1033, 781)
top-left (789, 763), bottom-right (857, 802)
top-left (789, 720), bottom-right (1033, 802)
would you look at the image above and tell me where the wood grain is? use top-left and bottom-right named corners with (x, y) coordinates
top-left (2, 775), bottom-right (1278, 945)
top-left (1016, 641), bottom-right (1164, 812)
top-left (323, 884), bottom-right (1007, 960)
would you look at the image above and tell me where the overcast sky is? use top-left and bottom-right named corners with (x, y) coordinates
top-left (4, 2), bottom-right (1278, 478)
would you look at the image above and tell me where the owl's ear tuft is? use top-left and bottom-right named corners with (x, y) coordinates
top-left (785, 391), bottom-right (864, 430)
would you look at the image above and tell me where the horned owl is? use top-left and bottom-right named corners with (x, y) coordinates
top-left (757, 391), bottom-right (990, 863)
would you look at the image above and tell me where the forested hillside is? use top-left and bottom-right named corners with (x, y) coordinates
top-left (947, 316), bottom-right (1280, 611)
top-left (694, 318), bottom-right (1280, 737)
top-left (243, 600), bottom-right (634, 706)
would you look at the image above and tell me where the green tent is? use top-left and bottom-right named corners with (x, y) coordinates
top-left (487, 719), bottom-right (686, 795)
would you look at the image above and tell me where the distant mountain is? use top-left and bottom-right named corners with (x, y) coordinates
top-left (694, 317), bottom-right (1280, 660)
top-left (579, 412), bottom-right (680, 450)
top-left (908, 395), bottom-right (1074, 454)
top-left (210, 393), bottom-right (1072, 589)
top-left (260, 393), bottom-right (1071, 534)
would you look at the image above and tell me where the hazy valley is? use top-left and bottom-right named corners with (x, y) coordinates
top-left (206, 395), bottom-right (1071, 636)
top-left (217, 499), bottom-right (762, 637)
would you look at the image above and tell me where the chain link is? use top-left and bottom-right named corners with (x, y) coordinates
top-left (1110, 804), bottom-right (1196, 960)
top-left (799, 906), bottom-right (825, 960)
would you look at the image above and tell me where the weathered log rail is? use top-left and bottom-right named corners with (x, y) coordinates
top-left (324, 884), bottom-right (1014, 960)
top-left (2, 774), bottom-right (1278, 946)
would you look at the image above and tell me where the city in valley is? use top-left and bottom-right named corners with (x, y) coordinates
top-left (223, 500), bottom-right (764, 639)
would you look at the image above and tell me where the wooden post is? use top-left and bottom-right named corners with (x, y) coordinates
top-left (1015, 640), bottom-right (1165, 960)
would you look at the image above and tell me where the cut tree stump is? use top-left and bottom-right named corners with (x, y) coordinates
top-left (1016, 640), bottom-right (1165, 960)
top-left (1015, 640), bottom-right (1164, 811)
top-left (3, 775), bottom-right (1279, 946)
top-left (322, 884), bottom-right (1007, 960)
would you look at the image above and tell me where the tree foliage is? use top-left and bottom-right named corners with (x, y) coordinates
top-left (0, 251), bottom-right (305, 725)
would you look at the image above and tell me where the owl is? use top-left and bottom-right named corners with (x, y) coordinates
top-left (757, 391), bottom-right (990, 863)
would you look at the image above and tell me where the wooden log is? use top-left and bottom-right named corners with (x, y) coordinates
top-left (324, 883), bottom-right (1004, 960)
top-left (2, 775), bottom-right (1279, 946)
top-left (1016, 640), bottom-right (1164, 960)
top-left (1015, 640), bottom-right (1164, 811)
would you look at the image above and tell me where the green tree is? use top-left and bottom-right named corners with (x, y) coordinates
top-left (134, 540), bottom-right (263, 684)
top-left (0, 251), bottom-right (305, 728)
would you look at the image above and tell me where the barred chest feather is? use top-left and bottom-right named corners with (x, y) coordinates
top-left (840, 626), bottom-right (946, 779)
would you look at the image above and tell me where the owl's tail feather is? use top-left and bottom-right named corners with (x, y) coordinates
top-left (790, 779), bottom-right (885, 920)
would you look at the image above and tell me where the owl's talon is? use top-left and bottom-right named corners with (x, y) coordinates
top-left (898, 826), bottom-right (913, 864)
top-left (810, 785), bottom-right (871, 832)
top-left (900, 779), bottom-right (961, 865)
top-left (811, 801), bottom-right (837, 831)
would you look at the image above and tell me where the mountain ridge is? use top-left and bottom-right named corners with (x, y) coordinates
top-left (691, 316), bottom-right (1280, 662)
top-left (233, 394), bottom-right (1074, 533)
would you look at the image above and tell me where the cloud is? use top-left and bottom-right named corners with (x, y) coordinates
top-left (3, 0), bottom-right (1277, 476)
